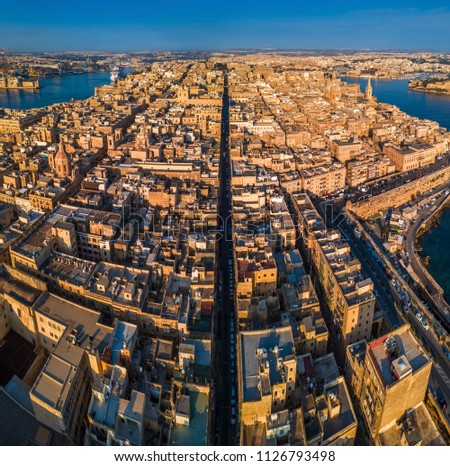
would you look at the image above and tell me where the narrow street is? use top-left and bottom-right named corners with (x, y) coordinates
top-left (212, 69), bottom-right (238, 445)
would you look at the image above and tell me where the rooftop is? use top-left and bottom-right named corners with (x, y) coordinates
top-left (170, 389), bottom-right (208, 446)
top-left (31, 334), bottom-right (85, 412)
top-left (367, 325), bottom-right (430, 387)
top-left (241, 327), bottom-right (294, 403)
top-left (378, 402), bottom-right (445, 446)
top-left (42, 252), bottom-right (96, 287)
top-left (33, 292), bottom-right (113, 353)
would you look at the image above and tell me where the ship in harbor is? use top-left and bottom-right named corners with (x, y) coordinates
top-left (0, 74), bottom-right (40, 89)
top-left (110, 65), bottom-right (125, 82)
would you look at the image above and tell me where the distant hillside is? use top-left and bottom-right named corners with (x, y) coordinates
top-left (409, 78), bottom-right (450, 95)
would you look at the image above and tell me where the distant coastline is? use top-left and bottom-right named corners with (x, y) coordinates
top-left (409, 78), bottom-right (450, 96)
top-left (0, 77), bottom-right (41, 90)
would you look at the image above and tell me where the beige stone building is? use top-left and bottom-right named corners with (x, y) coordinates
top-left (300, 163), bottom-right (346, 196)
top-left (331, 140), bottom-right (363, 163)
top-left (346, 158), bottom-right (395, 187)
top-left (292, 193), bottom-right (375, 359)
top-left (239, 327), bottom-right (296, 426)
top-left (384, 141), bottom-right (446, 172)
top-left (353, 326), bottom-right (432, 443)
top-left (30, 334), bottom-right (93, 445)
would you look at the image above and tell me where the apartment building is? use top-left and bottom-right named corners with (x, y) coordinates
top-left (292, 193), bottom-right (375, 358)
top-left (300, 163), bottom-right (346, 197)
top-left (30, 332), bottom-right (93, 445)
top-left (346, 158), bottom-right (395, 187)
top-left (384, 141), bottom-right (446, 172)
top-left (351, 326), bottom-right (432, 443)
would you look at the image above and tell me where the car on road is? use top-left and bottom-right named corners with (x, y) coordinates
top-left (421, 320), bottom-right (429, 331)
top-left (231, 407), bottom-right (236, 425)
top-left (436, 388), bottom-right (447, 411)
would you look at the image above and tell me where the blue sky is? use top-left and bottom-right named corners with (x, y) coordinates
top-left (1, 0), bottom-right (450, 52)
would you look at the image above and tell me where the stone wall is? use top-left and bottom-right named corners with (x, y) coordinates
top-left (348, 165), bottom-right (450, 218)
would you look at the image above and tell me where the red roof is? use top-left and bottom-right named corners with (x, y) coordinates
top-left (200, 300), bottom-right (213, 316)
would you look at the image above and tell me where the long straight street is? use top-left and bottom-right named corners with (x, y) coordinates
top-left (212, 69), bottom-right (238, 445)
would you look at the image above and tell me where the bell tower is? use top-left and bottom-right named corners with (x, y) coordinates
top-left (365, 76), bottom-right (373, 100)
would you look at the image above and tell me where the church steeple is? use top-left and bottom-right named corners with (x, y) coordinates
top-left (54, 140), bottom-right (71, 178)
top-left (365, 76), bottom-right (373, 100)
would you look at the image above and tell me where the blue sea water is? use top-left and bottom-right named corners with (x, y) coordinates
top-left (0, 71), bottom-right (111, 110)
top-left (343, 77), bottom-right (450, 130)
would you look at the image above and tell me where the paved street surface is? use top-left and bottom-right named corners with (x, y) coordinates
top-left (212, 70), bottom-right (238, 445)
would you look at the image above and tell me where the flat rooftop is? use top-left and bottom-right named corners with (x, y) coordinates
top-left (86, 262), bottom-right (149, 308)
top-left (0, 270), bottom-right (42, 306)
top-left (12, 222), bottom-right (52, 258)
top-left (42, 252), bottom-right (96, 287)
top-left (33, 293), bottom-right (113, 353)
top-left (240, 327), bottom-right (294, 403)
top-left (170, 390), bottom-right (208, 446)
top-left (367, 325), bottom-right (429, 387)
top-left (31, 336), bottom-right (85, 412)
top-left (313, 353), bottom-right (341, 387)
top-left (322, 378), bottom-right (357, 443)
top-left (110, 321), bottom-right (137, 366)
top-left (378, 402), bottom-right (445, 446)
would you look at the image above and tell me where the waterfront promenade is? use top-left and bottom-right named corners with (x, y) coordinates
top-left (405, 187), bottom-right (450, 326)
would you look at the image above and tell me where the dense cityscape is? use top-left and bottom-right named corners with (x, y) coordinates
top-left (0, 49), bottom-right (449, 449)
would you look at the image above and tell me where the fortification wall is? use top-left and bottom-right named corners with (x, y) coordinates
top-left (348, 165), bottom-right (450, 218)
